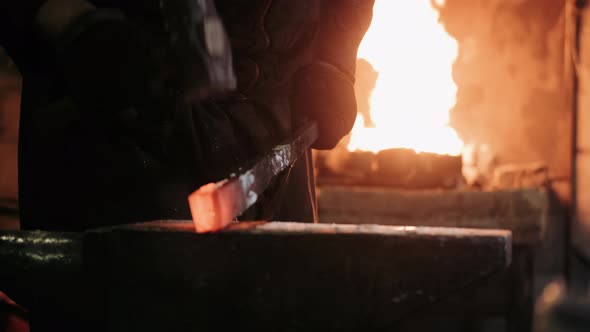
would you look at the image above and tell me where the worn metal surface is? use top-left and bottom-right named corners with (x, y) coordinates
top-left (86, 221), bottom-right (511, 331)
top-left (0, 231), bottom-right (83, 331)
top-left (189, 122), bottom-right (318, 232)
top-left (0, 222), bottom-right (511, 331)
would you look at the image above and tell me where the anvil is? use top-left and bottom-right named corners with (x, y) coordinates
top-left (0, 221), bottom-right (511, 331)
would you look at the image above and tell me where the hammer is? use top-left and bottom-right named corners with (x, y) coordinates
top-left (188, 122), bottom-right (318, 233)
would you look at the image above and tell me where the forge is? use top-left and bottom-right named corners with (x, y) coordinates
top-left (312, 0), bottom-right (570, 331)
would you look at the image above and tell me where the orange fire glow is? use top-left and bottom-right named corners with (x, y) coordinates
top-left (348, 0), bottom-right (463, 156)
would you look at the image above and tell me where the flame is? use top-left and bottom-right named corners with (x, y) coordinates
top-left (348, 0), bottom-right (463, 156)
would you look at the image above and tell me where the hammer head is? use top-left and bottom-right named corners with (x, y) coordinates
top-left (119, 0), bottom-right (236, 100)
top-left (159, 0), bottom-right (236, 101)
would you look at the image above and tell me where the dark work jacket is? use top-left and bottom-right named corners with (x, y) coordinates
top-left (0, 0), bottom-right (321, 230)
top-left (0, 0), bottom-right (371, 231)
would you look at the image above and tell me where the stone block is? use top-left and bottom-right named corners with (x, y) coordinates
top-left (318, 186), bottom-right (548, 244)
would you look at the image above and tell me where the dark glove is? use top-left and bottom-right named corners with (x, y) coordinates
top-left (289, 0), bottom-right (374, 150)
top-left (291, 61), bottom-right (357, 150)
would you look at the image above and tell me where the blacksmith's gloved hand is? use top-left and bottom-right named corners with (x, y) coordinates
top-left (291, 0), bottom-right (374, 150)
top-left (291, 60), bottom-right (357, 150)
